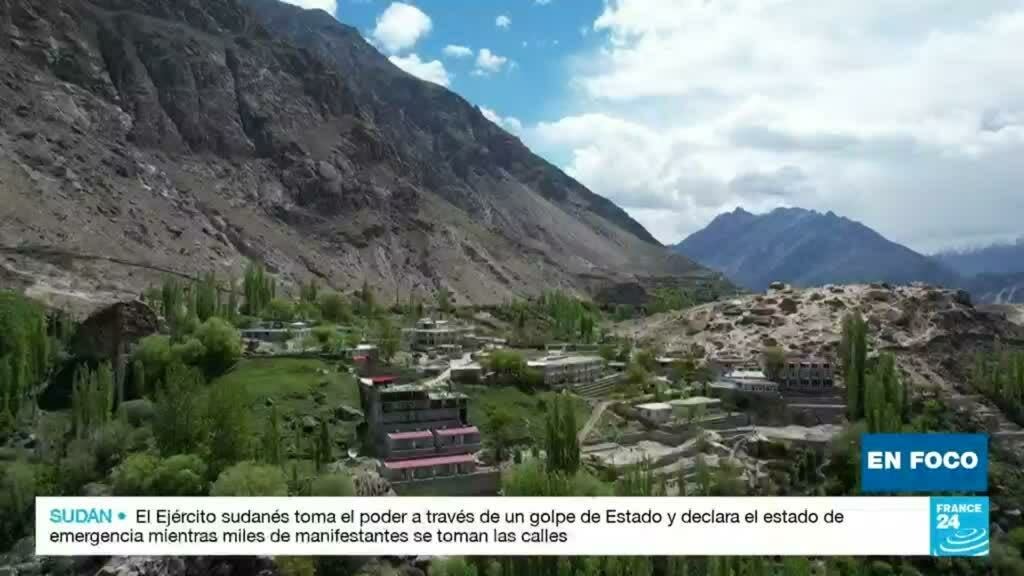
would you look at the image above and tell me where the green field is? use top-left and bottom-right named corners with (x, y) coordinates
top-left (458, 384), bottom-right (590, 446)
top-left (212, 358), bottom-right (362, 448)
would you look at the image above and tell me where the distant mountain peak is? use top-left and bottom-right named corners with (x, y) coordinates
top-left (674, 206), bottom-right (960, 291)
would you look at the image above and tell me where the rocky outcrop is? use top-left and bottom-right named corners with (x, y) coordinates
top-left (70, 300), bottom-right (159, 360)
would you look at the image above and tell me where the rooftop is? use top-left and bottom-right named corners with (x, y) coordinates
top-left (435, 426), bottom-right (479, 436)
top-left (636, 402), bottom-right (673, 411)
top-left (383, 453), bottom-right (475, 470)
top-left (669, 396), bottom-right (722, 407)
top-left (528, 354), bottom-right (603, 367)
top-left (726, 369), bottom-right (769, 380)
top-left (387, 430), bottom-right (433, 441)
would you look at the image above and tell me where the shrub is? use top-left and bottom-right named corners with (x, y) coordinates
top-left (310, 473), bottom-right (355, 496)
top-left (211, 462), bottom-right (288, 496)
top-left (151, 454), bottom-right (208, 496)
top-left (0, 460), bottom-right (37, 550)
top-left (118, 398), bottom-right (155, 427)
top-left (195, 318), bottom-right (241, 377)
top-left (134, 335), bottom-right (172, 388)
top-left (92, 420), bottom-right (133, 473)
top-left (171, 337), bottom-right (206, 366)
top-left (111, 452), bottom-right (160, 495)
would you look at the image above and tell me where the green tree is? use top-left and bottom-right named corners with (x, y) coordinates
top-left (865, 352), bottom-right (904, 433)
top-left (376, 317), bottom-right (400, 364)
top-left (0, 460), bottom-right (38, 550)
top-left (319, 292), bottom-right (351, 324)
top-left (485, 406), bottom-right (517, 463)
top-left (842, 312), bottom-right (868, 420)
top-left (134, 334), bottom-right (173, 389)
top-left (194, 272), bottom-right (220, 322)
top-left (131, 359), bottom-right (146, 399)
top-left (211, 462), bottom-right (288, 496)
top-left (262, 405), bottom-right (283, 466)
top-left (762, 346), bottom-right (786, 382)
top-left (545, 395), bottom-right (580, 474)
top-left (243, 262), bottom-right (275, 317)
top-left (437, 286), bottom-right (453, 316)
top-left (195, 318), bottom-right (241, 377)
top-left (266, 298), bottom-right (295, 323)
top-left (359, 280), bottom-right (376, 317)
top-left (314, 420), bottom-right (332, 473)
top-left (153, 363), bottom-right (208, 456)
top-left (300, 279), bottom-right (319, 305)
top-left (207, 382), bottom-right (253, 474)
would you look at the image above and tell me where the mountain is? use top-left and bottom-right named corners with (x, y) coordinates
top-left (933, 241), bottom-right (1024, 304)
top-left (673, 207), bottom-right (960, 291)
top-left (0, 0), bottom-right (714, 309)
top-left (934, 239), bottom-right (1024, 277)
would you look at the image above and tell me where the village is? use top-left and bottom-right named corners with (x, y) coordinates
top-left (227, 281), bottom-right (849, 498)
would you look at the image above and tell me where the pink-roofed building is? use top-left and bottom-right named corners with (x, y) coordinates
top-left (380, 453), bottom-right (478, 482)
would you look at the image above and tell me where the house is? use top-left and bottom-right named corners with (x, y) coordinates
top-left (779, 357), bottom-right (835, 391)
top-left (359, 377), bottom-right (497, 494)
top-left (709, 369), bottom-right (781, 400)
top-left (450, 362), bottom-right (483, 384)
top-left (636, 402), bottom-right (673, 424)
top-left (668, 396), bottom-right (722, 420)
top-left (527, 355), bottom-right (604, 388)
top-left (404, 318), bottom-right (472, 350)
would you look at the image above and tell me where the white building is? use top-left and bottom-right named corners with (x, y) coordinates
top-left (636, 402), bottom-right (673, 424)
top-left (527, 354), bottom-right (604, 387)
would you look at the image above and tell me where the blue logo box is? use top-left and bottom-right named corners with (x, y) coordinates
top-left (860, 434), bottom-right (988, 493)
top-left (930, 497), bottom-right (989, 557)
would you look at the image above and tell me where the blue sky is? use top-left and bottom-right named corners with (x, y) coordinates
top-left (284, 1), bottom-right (1024, 253)
top-left (335, 0), bottom-right (602, 148)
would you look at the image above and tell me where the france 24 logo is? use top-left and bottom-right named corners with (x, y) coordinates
top-left (930, 497), bottom-right (989, 557)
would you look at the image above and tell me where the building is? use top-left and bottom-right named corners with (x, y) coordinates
top-left (359, 378), bottom-right (497, 493)
top-left (404, 318), bottom-right (472, 350)
top-left (527, 355), bottom-right (604, 388)
top-left (709, 369), bottom-right (781, 400)
top-left (450, 362), bottom-right (483, 384)
top-left (636, 402), bottom-right (673, 424)
top-left (668, 396), bottom-right (722, 420)
top-left (779, 357), bottom-right (835, 391)
top-left (241, 321), bottom-right (311, 343)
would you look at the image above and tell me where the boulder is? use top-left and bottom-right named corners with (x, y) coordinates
top-left (866, 289), bottom-right (891, 302)
top-left (779, 298), bottom-right (799, 314)
top-left (769, 281), bottom-right (786, 291)
top-left (825, 298), bottom-right (846, 309)
top-left (70, 300), bottom-right (159, 361)
top-left (752, 315), bottom-right (775, 327)
top-left (751, 307), bottom-right (775, 317)
top-left (302, 415), bottom-right (319, 433)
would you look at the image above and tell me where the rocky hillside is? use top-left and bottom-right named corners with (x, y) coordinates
top-left (673, 207), bottom-right (959, 292)
top-left (614, 282), bottom-right (1024, 453)
top-left (0, 0), bottom-right (713, 310)
top-left (936, 240), bottom-right (1024, 304)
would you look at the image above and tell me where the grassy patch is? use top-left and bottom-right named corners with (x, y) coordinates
top-left (457, 384), bottom-right (590, 446)
top-left (212, 358), bottom-right (362, 449)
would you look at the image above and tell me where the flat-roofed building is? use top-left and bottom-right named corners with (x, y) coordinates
top-left (380, 453), bottom-right (478, 482)
top-left (527, 354), bottom-right (604, 388)
top-left (404, 318), bottom-right (472, 350)
top-left (636, 402), bottom-right (673, 424)
top-left (709, 369), bottom-right (781, 400)
top-left (668, 396), bottom-right (722, 420)
top-left (779, 357), bottom-right (835, 391)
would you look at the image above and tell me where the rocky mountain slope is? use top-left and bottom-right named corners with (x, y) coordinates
top-left (0, 0), bottom-right (713, 310)
top-left (673, 207), bottom-right (959, 292)
top-left (613, 282), bottom-right (1024, 456)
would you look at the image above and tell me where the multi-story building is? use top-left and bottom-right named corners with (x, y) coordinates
top-left (527, 354), bottom-right (604, 388)
top-left (404, 318), bottom-right (472, 350)
top-left (358, 378), bottom-right (494, 492)
top-left (779, 357), bottom-right (835, 391)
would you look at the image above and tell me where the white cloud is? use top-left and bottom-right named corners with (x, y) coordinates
top-left (475, 48), bottom-right (508, 75)
top-left (496, 15), bottom-right (512, 29)
top-left (371, 2), bottom-right (432, 54)
top-left (280, 0), bottom-right (338, 13)
top-left (388, 54), bottom-right (451, 86)
top-left (532, 0), bottom-right (1024, 251)
top-left (535, 0), bottom-right (553, 5)
top-left (443, 45), bottom-right (473, 59)
top-left (481, 107), bottom-right (524, 133)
